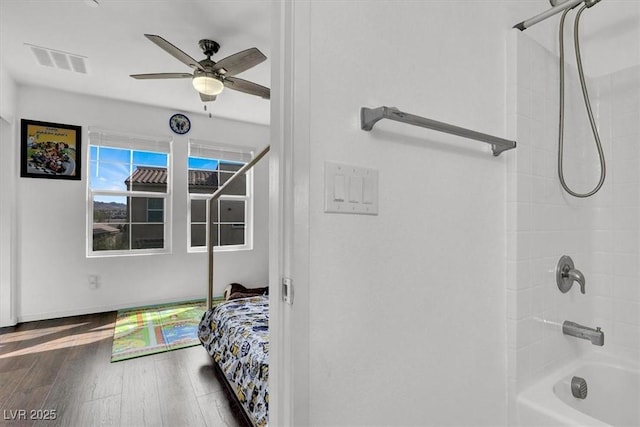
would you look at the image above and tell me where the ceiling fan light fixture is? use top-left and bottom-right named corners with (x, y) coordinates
top-left (192, 73), bottom-right (224, 96)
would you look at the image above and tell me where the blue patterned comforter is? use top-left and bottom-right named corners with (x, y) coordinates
top-left (198, 296), bottom-right (269, 427)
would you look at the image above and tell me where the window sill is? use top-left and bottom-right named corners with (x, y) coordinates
top-left (86, 249), bottom-right (171, 258)
top-left (187, 245), bottom-right (252, 254)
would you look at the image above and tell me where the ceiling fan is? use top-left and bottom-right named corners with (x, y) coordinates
top-left (130, 34), bottom-right (270, 103)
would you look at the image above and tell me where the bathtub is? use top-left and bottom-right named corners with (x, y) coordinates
top-left (517, 353), bottom-right (640, 427)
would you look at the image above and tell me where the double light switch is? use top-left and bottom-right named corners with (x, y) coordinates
top-left (325, 161), bottom-right (378, 215)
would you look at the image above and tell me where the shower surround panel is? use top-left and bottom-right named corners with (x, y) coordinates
top-left (506, 32), bottom-right (640, 420)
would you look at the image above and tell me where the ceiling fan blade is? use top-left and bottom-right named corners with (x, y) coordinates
top-left (224, 77), bottom-right (270, 99)
top-left (144, 34), bottom-right (205, 72)
top-left (130, 73), bottom-right (192, 80)
top-left (212, 48), bottom-right (266, 76)
top-left (199, 93), bottom-right (217, 102)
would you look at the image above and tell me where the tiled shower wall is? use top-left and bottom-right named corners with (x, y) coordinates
top-left (592, 65), bottom-right (640, 358)
top-left (506, 31), bottom-right (640, 404)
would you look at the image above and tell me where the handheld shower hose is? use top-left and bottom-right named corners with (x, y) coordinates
top-left (557, 4), bottom-right (606, 198)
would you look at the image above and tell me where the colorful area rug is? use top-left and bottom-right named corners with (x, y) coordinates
top-left (111, 299), bottom-right (221, 362)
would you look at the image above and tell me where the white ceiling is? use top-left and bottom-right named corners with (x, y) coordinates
top-left (0, 0), bottom-right (272, 125)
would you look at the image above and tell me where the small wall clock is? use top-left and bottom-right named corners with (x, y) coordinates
top-left (169, 113), bottom-right (191, 135)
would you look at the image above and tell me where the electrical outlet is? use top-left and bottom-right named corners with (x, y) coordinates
top-left (88, 275), bottom-right (99, 289)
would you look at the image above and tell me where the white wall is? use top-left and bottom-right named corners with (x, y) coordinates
top-left (15, 85), bottom-right (269, 322)
top-left (0, 63), bottom-right (17, 121)
top-left (287, 2), bottom-right (514, 425)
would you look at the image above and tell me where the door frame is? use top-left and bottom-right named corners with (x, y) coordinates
top-left (269, 0), bottom-right (311, 425)
top-left (0, 116), bottom-right (18, 327)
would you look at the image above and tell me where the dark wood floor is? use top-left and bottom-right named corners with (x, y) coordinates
top-left (0, 312), bottom-right (247, 427)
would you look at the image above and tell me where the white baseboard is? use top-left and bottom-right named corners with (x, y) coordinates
top-left (16, 294), bottom-right (214, 323)
top-left (0, 317), bottom-right (18, 328)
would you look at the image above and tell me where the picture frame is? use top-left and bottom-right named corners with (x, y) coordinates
top-left (21, 119), bottom-right (82, 180)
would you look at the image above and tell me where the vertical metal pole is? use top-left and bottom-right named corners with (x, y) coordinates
top-left (207, 196), bottom-right (215, 309)
top-left (205, 145), bottom-right (270, 309)
top-left (206, 145), bottom-right (271, 308)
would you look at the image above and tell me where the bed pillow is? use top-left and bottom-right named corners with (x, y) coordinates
top-left (224, 282), bottom-right (268, 300)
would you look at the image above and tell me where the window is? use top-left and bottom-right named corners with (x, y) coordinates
top-left (87, 129), bottom-right (172, 256)
top-left (188, 141), bottom-right (253, 251)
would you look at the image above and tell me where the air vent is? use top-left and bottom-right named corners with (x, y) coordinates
top-left (25, 43), bottom-right (88, 74)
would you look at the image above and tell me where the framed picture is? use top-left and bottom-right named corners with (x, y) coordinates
top-left (21, 119), bottom-right (82, 180)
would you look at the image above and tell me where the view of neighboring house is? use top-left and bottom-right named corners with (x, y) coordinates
top-left (92, 160), bottom-right (245, 250)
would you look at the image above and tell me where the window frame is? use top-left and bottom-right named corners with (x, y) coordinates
top-left (187, 141), bottom-right (254, 253)
top-left (86, 129), bottom-right (173, 258)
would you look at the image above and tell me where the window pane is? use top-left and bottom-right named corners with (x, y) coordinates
top-left (211, 224), bottom-right (219, 247)
top-left (133, 151), bottom-right (168, 167)
top-left (89, 147), bottom-right (131, 191)
top-left (219, 161), bottom-right (243, 172)
top-left (131, 224), bottom-right (164, 249)
top-left (93, 224), bottom-right (129, 251)
top-left (93, 196), bottom-right (128, 223)
top-left (191, 224), bottom-right (218, 247)
top-left (148, 210), bottom-right (163, 222)
top-left (220, 224), bottom-right (244, 246)
top-left (211, 201), bottom-right (219, 222)
top-left (98, 147), bottom-right (130, 163)
top-left (191, 224), bottom-right (207, 247)
top-left (188, 157), bottom-right (219, 196)
top-left (219, 171), bottom-right (246, 195)
top-left (127, 166), bottom-right (167, 193)
top-left (220, 200), bottom-right (245, 222)
top-left (191, 199), bottom-right (207, 222)
top-left (131, 197), bottom-right (164, 223)
top-left (188, 169), bottom-right (218, 194)
top-left (189, 157), bottom-right (219, 171)
top-left (148, 198), bottom-right (163, 209)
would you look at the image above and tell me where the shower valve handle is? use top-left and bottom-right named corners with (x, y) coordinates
top-left (556, 255), bottom-right (586, 294)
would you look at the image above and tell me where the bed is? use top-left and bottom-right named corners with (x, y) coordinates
top-left (198, 295), bottom-right (269, 427)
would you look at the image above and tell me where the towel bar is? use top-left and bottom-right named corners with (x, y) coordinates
top-left (361, 106), bottom-right (516, 156)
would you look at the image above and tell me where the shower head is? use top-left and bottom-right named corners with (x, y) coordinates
top-left (550, 0), bottom-right (600, 7)
top-left (513, 0), bottom-right (600, 31)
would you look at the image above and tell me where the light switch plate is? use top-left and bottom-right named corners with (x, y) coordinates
top-left (325, 161), bottom-right (378, 215)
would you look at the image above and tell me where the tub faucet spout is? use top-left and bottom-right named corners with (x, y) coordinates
top-left (562, 321), bottom-right (604, 346)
